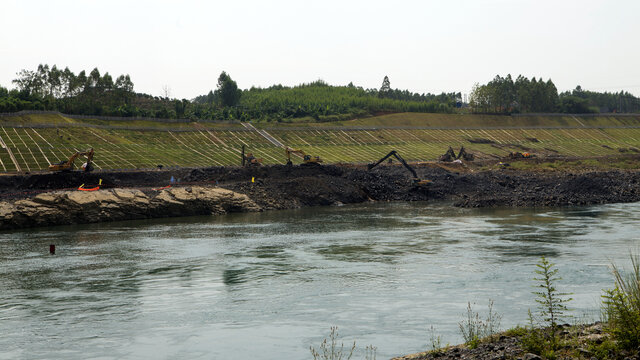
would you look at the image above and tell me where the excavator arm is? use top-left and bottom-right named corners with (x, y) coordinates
top-left (368, 150), bottom-right (430, 186)
top-left (285, 147), bottom-right (322, 165)
top-left (368, 150), bottom-right (418, 178)
top-left (48, 148), bottom-right (94, 172)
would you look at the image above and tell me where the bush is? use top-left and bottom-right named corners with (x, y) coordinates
top-left (533, 256), bottom-right (572, 330)
top-left (458, 300), bottom-right (502, 348)
top-left (602, 254), bottom-right (640, 351)
top-left (310, 326), bottom-right (376, 360)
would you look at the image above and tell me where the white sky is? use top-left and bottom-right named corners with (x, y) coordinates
top-left (1, 0), bottom-right (639, 99)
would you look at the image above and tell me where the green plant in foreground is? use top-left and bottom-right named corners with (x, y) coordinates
top-left (310, 326), bottom-right (376, 360)
top-left (520, 309), bottom-right (546, 355)
top-left (458, 300), bottom-right (502, 348)
top-left (428, 325), bottom-right (443, 353)
top-left (602, 254), bottom-right (640, 351)
top-left (533, 256), bottom-right (572, 331)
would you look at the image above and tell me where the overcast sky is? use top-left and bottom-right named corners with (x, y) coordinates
top-left (1, 0), bottom-right (639, 99)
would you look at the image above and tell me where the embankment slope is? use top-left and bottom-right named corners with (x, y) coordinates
top-left (2, 164), bottom-right (640, 229)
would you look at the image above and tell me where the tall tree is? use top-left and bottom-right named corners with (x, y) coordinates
top-left (214, 71), bottom-right (241, 107)
top-left (378, 75), bottom-right (391, 98)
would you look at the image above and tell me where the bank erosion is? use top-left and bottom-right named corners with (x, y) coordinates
top-left (2, 160), bottom-right (640, 230)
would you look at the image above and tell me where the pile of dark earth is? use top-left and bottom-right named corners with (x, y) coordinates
top-left (2, 164), bottom-right (640, 209)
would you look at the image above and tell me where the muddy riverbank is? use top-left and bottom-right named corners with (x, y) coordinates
top-left (1, 163), bottom-right (640, 229)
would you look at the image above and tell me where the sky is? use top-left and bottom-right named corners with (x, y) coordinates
top-left (1, 0), bottom-right (639, 99)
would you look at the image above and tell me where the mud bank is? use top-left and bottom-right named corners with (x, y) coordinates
top-left (1, 164), bottom-right (640, 229)
top-left (0, 186), bottom-right (259, 230)
top-left (184, 164), bottom-right (640, 209)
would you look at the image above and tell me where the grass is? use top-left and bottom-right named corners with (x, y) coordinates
top-left (0, 113), bottom-right (244, 129)
top-left (2, 113), bottom-right (640, 172)
top-left (310, 327), bottom-right (376, 360)
top-left (256, 112), bottom-right (640, 129)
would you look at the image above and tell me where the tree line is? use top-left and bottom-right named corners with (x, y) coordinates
top-left (2, 65), bottom-right (638, 122)
top-left (0, 65), bottom-right (457, 121)
top-left (470, 74), bottom-right (640, 114)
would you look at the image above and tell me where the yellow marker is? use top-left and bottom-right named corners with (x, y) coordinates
top-left (98, 179), bottom-right (102, 185)
top-left (251, 177), bottom-right (255, 183)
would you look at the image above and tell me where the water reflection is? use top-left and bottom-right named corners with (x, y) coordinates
top-left (0, 201), bottom-right (639, 360)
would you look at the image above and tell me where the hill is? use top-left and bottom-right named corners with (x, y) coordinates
top-left (1, 112), bottom-right (640, 173)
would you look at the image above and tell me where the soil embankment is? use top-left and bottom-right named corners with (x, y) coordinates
top-left (1, 164), bottom-right (640, 229)
top-left (0, 186), bottom-right (259, 230)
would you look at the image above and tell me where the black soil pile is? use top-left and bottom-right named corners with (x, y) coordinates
top-left (2, 164), bottom-right (640, 209)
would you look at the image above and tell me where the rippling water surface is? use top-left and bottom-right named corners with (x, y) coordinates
top-left (1, 202), bottom-right (639, 359)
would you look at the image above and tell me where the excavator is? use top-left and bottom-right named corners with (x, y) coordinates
top-left (368, 150), bottom-right (431, 186)
top-left (509, 151), bottom-right (534, 159)
top-left (439, 146), bottom-right (474, 162)
top-left (285, 147), bottom-right (323, 166)
top-left (48, 148), bottom-right (94, 172)
top-left (241, 145), bottom-right (263, 167)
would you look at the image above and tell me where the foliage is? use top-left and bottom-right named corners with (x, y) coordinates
top-left (428, 325), bottom-right (443, 353)
top-left (602, 254), bottom-right (640, 351)
top-left (458, 300), bottom-right (502, 348)
top-left (213, 71), bottom-right (241, 107)
top-left (470, 74), bottom-right (559, 114)
top-left (520, 310), bottom-right (546, 355)
top-left (2, 65), bottom-right (456, 121)
top-left (470, 75), bottom-right (640, 114)
top-left (560, 85), bottom-right (640, 113)
top-left (559, 95), bottom-right (595, 114)
top-left (310, 326), bottom-right (376, 360)
top-left (533, 256), bottom-right (573, 330)
top-left (378, 76), bottom-right (391, 98)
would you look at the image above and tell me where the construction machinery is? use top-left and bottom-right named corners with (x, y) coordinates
top-left (285, 147), bottom-right (323, 166)
top-left (48, 148), bottom-right (94, 172)
top-left (509, 152), bottom-right (534, 159)
top-left (368, 150), bottom-right (431, 186)
top-left (439, 146), bottom-right (474, 162)
top-left (241, 145), bottom-right (263, 167)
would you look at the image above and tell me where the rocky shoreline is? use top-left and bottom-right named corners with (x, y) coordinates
top-left (1, 164), bottom-right (640, 230)
top-left (0, 186), bottom-right (259, 230)
top-left (393, 322), bottom-right (639, 360)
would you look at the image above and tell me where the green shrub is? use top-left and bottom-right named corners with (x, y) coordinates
top-left (602, 254), bottom-right (640, 351)
top-left (520, 310), bottom-right (546, 355)
top-left (533, 256), bottom-right (572, 330)
top-left (428, 325), bottom-right (443, 352)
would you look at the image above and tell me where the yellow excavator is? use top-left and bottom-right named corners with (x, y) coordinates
top-left (285, 147), bottom-right (323, 166)
top-left (241, 145), bottom-right (263, 167)
top-left (48, 148), bottom-right (95, 172)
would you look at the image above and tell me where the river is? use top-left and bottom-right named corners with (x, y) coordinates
top-left (1, 201), bottom-right (639, 359)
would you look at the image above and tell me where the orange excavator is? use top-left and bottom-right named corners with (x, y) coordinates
top-left (241, 145), bottom-right (263, 167)
top-left (285, 147), bottom-right (323, 166)
top-left (509, 152), bottom-right (534, 159)
top-left (48, 148), bottom-right (94, 172)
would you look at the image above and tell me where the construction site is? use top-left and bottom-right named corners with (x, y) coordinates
top-left (2, 111), bottom-right (640, 229)
top-left (2, 112), bottom-right (640, 173)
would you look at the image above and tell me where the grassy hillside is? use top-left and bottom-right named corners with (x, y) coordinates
top-left (1, 113), bottom-right (640, 173)
top-left (259, 112), bottom-right (640, 129)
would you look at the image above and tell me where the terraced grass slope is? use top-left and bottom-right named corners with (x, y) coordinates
top-left (1, 113), bottom-right (640, 172)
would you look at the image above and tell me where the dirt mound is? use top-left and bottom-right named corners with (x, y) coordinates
top-left (2, 164), bottom-right (640, 211)
top-left (468, 138), bottom-right (495, 144)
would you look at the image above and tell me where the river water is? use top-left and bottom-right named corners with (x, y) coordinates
top-left (1, 201), bottom-right (639, 359)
